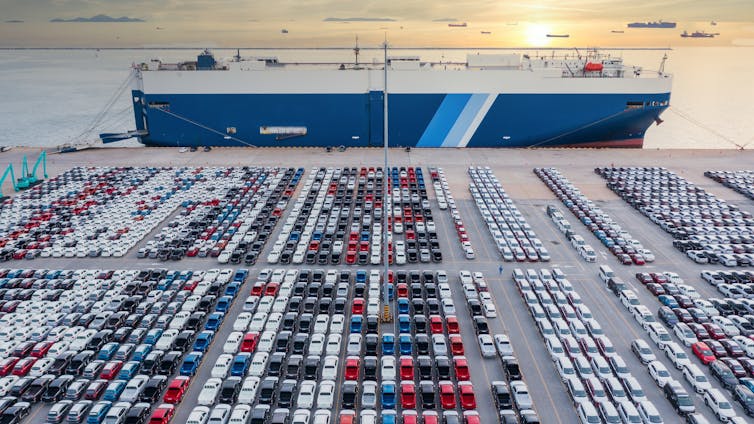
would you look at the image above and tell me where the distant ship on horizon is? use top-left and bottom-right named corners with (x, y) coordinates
top-left (448, 22), bottom-right (467, 27)
top-left (611, 30), bottom-right (624, 33)
top-left (546, 34), bottom-right (570, 38)
top-left (711, 21), bottom-right (717, 26)
top-left (480, 31), bottom-right (491, 34)
top-left (681, 30), bottom-right (717, 38)
top-left (627, 20), bottom-right (676, 28)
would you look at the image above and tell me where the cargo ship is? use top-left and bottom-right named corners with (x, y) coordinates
top-left (681, 31), bottom-right (717, 38)
top-left (627, 21), bottom-right (676, 28)
top-left (115, 49), bottom-right (672, 149)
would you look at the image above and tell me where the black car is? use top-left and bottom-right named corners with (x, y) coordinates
top-left (258, 377), bottom-right (278, 404)
top-left (710, 360), bottom-right (738, 390)
top-left (278, 379), bottom-right (297, 408)
top-left (363, 357), bottom-right (378, 381)
top-left (268, 353), bottom-right (285, 377)
top-left (139, 376), bottom-right (167, 403)
top-left (342, 381), bottom-right (358, 408)
top-left (21, 376), bottom-right (53, 402)
top-left (67, 351), bottom-right (94, 375)
top-left (219, 377), bottom-right (241, 404)
top-left (420, 381), bottom-right (436, 408)
top-left (0, 402), bottom-right (30, 424)
top-left (250, 405), bottom-right (270, 424)
top-left (734, 384), bottom-right (754, 416)
top-left (48, 352), bottom-right (75, 376)
top-left (157, 351), bottom-right (182, 375)
top-left (125, 403), bottom-right (150, 424)
top-left (140, 351), bottom-right (164, 375)
top-left (492, 381), bottom-right (513, 410)
top-left (43, 375), bottom-right (74, 403)
top-left (473, 316), bottom-right (489, 334)
top-left (303, 356), bottom-right (320, 379)
top-left (663, 381), bottom-right (695, 415)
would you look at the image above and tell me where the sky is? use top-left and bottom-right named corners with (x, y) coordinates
top-left (1, 0), bottom-right (754, 48)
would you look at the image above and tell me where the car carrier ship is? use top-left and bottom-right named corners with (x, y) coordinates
top-left (110, 49), bottom-right (672, 149)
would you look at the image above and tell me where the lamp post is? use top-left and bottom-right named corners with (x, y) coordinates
top-left (382, 40), bottom-right (392, 323)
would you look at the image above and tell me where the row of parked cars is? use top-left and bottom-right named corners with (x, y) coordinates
top-left (705, 171), bottom-right (754, 201)
top-left (186, 268), bottom-right (483, 424)
top-left (429, 167), bottom-right (475, 259)
top-left (512, 267), bottom-right (662, 424)
top-left (267, 167), bottom-right (442, 266)
top-left (468, 167), bottom-right (549, 262)
top-left (597, 167), bottom-right (754, 267)
top-left (139, 167), bottom-right (301, 263)
top-left (535, 167), bottom-right (653, 265)
top-left (545, 205), bottom-right (596, 262)
top-left (631, 269), bottom-right (754, 419)
top-left (0, 167), bottom-right (204, 260)
top-left (0, 267), bottom-right (245, 424)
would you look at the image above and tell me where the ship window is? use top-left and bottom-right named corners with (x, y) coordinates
top-left (147, 101), bottom-right (170, 109)
top-left (626, 101), bottom-right (644, 109)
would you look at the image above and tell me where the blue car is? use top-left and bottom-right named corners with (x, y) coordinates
top-left (97, 343), bottom-right (119, 361)
top-left (382, 333), bottom-right (395, 355)
top-left (350, 316), bottom-right (363, 334)
top-left (180, 352), bottom-right (202, 376)
top-left (103, 380), bottom-right (127, 401)
top-left (144, 329), bottom-right (163, 345)
top-left (193, 331), bottom-right (214, 352)
top-left (399, 334), bottom-right (413, 355)
top-left (397, 299), bottom-right (410, 314)
top-left (398, 315), bottom-right (411, 334)
top-left (205, 312), bottom-right (224, 331)
top-left (741, 377), bottom-right (754, 393)
top-left (86, 401), bottom-right (111, 424)
top-left (658, 295), bottom-right (679, 309)
top-left (381, 381), bottom-right (396, 409)
top-left (231, 353), bottom-right (251, 377)
top-left (131, 344), bottom-right (152, 362)
top-left (225, 282), bottom-right (241, 298)
top-left (117, 361), bottom-right (140, 380)
top-left (388, 284), bottom-right (394, 301)
top-left (382, 411), bottom-right (397, 424)
top-left (215, 296), bottom-right (232, 313)
top-left (355, 270), bottom-right (367, 284)
top-left (233, 269), bottom-right (248, 282)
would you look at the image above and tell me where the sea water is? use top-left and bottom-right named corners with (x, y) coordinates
top-left (0, 47), bottom-right (752, 149)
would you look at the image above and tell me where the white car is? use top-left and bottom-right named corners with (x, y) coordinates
top-left (237, 376), bottom-right (260, 404)
top-left (703, 388), bottom-right (736, 422)
top-left (483, 302), bottom-right (498, 318)
top-left (233, 313), bottom-right (252, 332)
top-left (211, 354), bottom-right (234, 379)
top-left (478, 334), bottom-right (496, 358)
top-left (459, 271), bottom-right (473, 285)
top-left (682, 364), bottom-right (711, 394)
top-left (381, 356), bottom-right (396, 380)
top-left (297, 380), bottom-right (316, 409)
top-left (197, 378), bottom-right (222, 406)
top-left (441, 299), bottom-right (456, 315)
top-left (257, 331), bottom-right (275, 353)
top-left (673, 323), bottom-right (698, 347)
top-left (322, 356), bottom-right (338, 380)
top-left (325, 334), bottom-right (342, 356)
top-left (346, 334), bottom-right (362, 356)
top-left (187, 406), bottom-right (210, 424)
top-left (313, 315), bottom-right (329, 334)
top-left (248, 352), bottom-right (269, 377)
top-left (223, 332), bottom-right (244, 354)
top-left (29, 358), bottom-right (54, 377)
top-left (120, 375), bottom-right (148, 403)
top-left (647, 361), bottom-right (671, 387)
top-left (329, 315), bottom-right (345, 335)
top-left (316, 380), bottom-right (335, 408)
top-left (308, 334), bottom-right (325, 356)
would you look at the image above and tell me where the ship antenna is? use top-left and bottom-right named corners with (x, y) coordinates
top-left (354, 35), bottom-right (360, 66)
top-left (658, 53), bottom-right (668, 76)
top-left (234, 49), bottom-right (241, 62)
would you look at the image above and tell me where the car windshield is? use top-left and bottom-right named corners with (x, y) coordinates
top-left (677, 396), bottom-right (693, 406)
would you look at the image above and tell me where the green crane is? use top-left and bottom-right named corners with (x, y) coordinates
top-left (16, 151), bottom-right (47, 190)
top-left (0, 164), bottom-right (18, 200)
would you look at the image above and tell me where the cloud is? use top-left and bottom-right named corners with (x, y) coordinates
top-left (5, 20), bottom-right (24, 23)
top-left (323, 17), bottom-right (396, 22)
top-left (432, 18), bottom-right (458, 22)
top-left (50, 14), bottom-right (145, 23)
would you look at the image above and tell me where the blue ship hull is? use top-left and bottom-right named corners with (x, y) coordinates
top-left (132, 90), bottom-right (670, 148)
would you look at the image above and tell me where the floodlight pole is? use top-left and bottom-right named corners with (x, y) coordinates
top-left (382, 40), bottom-right (392, 322)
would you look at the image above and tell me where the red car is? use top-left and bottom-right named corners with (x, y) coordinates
top-left (12, 357), bottom-right (36, 376)
top-left (688, 324), bottom-right (710, 341)
top-left (344, 357), bottom-right (360, 381)
top-left (264, 282), bottom-right (279, 296)
top-left (346, 251), bottom-right (356, 264)
top-left (423, 412), bottom-right (439, 424)
top-left (149, 404), bottom-right (175, 424)
top-left (429, 315), bottom-right (444, 334)
top-left (84, 379), bottom-right (108, 400)
top-left (650, 273), bottom-right (668, 284)
top-left (163, 376), bottom-right (190, 404)
top-left (702, 339), bottom-right (728, 358)
top-left (396, 284), bottom-right (409, 298)
top-left (400, 382), bottom-right (416, 409)
top-left (721, 358), bottom-right (747, 378)
top-left (464, 411), bottom-right (481, 424)
top-left (440, 382), bottom-right (456, 409)
top-left (646, 283), bottom-right (665, 296)
top-left (99, 361), bottom-right (123, 380)
top-left (352, 298), bottom-right (365, 315)
top-left (31, 341), bottom-right (54, 358)
top-left (400, 356), bottom-right (414, 381)
top-left (458, 382), bottom-right (476, 410)
top-left (449, 335), bottom-right (465, 356)
top-left (454, 357), bottom-right (470, 381)
top-left (446, 316), bottom-right (460, 334)
top-left (635, 273), bottom-right (653, 284)
top-left (631, 254), bottom-right (646, 265)
top-left (0, 357), bottom-right (20, 376)
top-left (240, 332), bottom-right (259, 353)
top-left (692, 342), bottom-right (716, 365)
top-left (702, 323), bottom-right (726, 340)
top-left (250, 281), bottom-right (265, 296)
